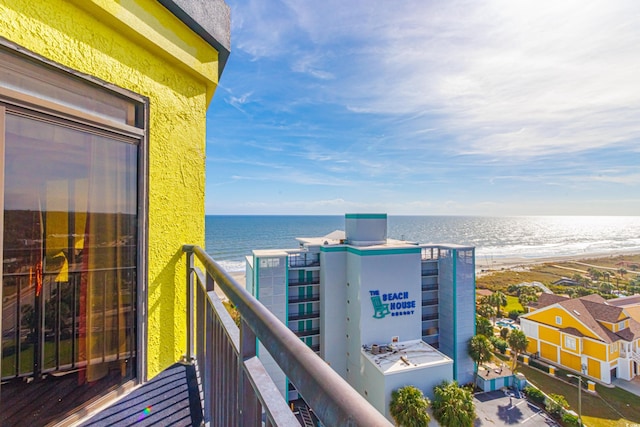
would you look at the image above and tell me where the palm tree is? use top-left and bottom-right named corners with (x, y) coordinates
top-left (517, 286), bottom-right (537, 308)
top-left (476, 303), bottom-right (495, 320)
top-left (488, 291), bottom-right (507, 320)
top-left (432, 381), bottom-right (475, 427)
top-left (599, 281), bottom-right (613, 295)
top-left (618, 268), bottom-right (627, 278)
top-left (468, 335), bottom-right (493, 386)
top-left (476, 315), bottom-right (494, 337)
top-left (389, 385), bottom-right (431, 427)
top-left (588, 268), bottom-right (602, 281)
top-left (507, 329), bottom-right (529, 372)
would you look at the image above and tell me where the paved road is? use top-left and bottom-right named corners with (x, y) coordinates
top-left (474, 391), bottom-right (559, 426)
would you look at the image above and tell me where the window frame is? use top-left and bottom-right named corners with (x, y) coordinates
top-left (0, 41), bottom-right (149, 386)
top-left (564, 335), bottom-right (577, 351)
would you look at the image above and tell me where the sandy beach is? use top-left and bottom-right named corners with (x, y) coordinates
top-left (223, 250), bottom-right (640, 289)
top-left (476, 249), bottom-right (640, 276)
top-left (229, 271), bottom-right (247, 288)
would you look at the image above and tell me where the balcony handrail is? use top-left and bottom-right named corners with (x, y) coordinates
top-left (184, 245), bottom-right (391, 427)
top-left (288, 279), bottom-right (320, 286)
top-left (288, 294), bottom-right (320, 304)
top-left (288, 260), bottom-right (320, 268)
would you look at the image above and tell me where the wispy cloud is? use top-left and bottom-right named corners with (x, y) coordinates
top-left (291, 55), bottom-right (334, 80)
top-left (227, 91), bottom-right (253, 112)
top-left (208, 0), bottom-right (640, 215)
top-left (235, 0), bottom-right (640, 159)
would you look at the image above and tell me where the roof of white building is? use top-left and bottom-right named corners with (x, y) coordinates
top-left (252, 248), bottom-right (292, 257)
top-left (362, 340), bottom-right (452, 375)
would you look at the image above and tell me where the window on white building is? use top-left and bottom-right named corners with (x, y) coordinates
top-left (260, 257), bottom-right (280, 268)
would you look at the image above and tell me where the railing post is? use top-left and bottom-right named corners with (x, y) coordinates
top-left (206, 269), bottom-right (215, 292)
top-left (239, 319), bottom-right (260, 425)
top-left (186, 247), bottom-right (194, 362)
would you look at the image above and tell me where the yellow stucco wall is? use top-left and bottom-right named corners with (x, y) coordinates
top-left (560, 350), bottom-right (581, 371)
top-left (540, 342), bottom-right (558, 362)
top-left (601, 321), bottom-right (615, 332)
top-left (587, 357), bottom-right (601, 379)
top-left (583, 339), bottom-right (607, 361)
top-left (0, 0), bottom-right (220, 378)
top-left (527, 337), bottom-right (539, 354)
top-left (539, 324), bottom-right (561, 345)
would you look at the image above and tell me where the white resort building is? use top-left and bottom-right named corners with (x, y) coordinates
top-left (245, 213), bottom-right (476, 420)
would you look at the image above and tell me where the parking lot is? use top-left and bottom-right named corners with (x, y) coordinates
top-left (474, 390), bottom-right (559, 426)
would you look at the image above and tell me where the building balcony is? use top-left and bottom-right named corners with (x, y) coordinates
top-left (77, 246), bottom-right (391, 426)
top-left (422, 284), bottom-right (438, 291)
top-left (422, 313), bottom-right (438, 321)
top-left (288, 279), bottom-right (320, 286)
top-left (288, 259), bottom-right (320, 269)
top-left (288, 294), bottom-right (320, 304)
top-left (294, 328), bottom-right (320, 338)
top-left (422, 298), bottom-right (439, 307)
top-left (421, 269), bottom-right (438, 276)
top-left (288, 311), bottom-right (321, 321)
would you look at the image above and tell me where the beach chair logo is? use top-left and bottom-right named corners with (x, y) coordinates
top-left (369, 290), bottom-right (391, 319)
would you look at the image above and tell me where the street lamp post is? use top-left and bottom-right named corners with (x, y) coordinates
top-left (567, 374), bottom-right (582, 426)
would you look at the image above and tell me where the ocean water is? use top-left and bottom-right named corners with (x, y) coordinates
top-left (205, 215), bottom-right (640, 273)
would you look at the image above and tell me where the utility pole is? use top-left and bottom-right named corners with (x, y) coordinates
top-left (567, 374), bottom-right (582, 426)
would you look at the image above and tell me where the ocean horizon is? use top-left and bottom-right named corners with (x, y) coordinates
top-left (204, 215), bottom-right (640, 273)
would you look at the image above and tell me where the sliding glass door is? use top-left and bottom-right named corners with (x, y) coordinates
top-left (0, 55), bottom-right (143, 424)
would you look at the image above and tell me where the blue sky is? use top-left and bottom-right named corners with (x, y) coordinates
top-left (205, 0), bottom-right (640, 216)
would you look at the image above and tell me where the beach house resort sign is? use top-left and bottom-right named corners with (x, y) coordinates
top-left (369, 290), bottom-right (416, 319)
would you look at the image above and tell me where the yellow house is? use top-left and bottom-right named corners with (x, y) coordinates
top-left (520, 293), bottom-right (640, 384)
top-left (0, 0), bottom-right (229, 424)
top-left (608, 294), bottom-right (640, 324)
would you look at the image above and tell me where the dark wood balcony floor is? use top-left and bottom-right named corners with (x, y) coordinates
top-left (80, 363), bottom-right (203, 427)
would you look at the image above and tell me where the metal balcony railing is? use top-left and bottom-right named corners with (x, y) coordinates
top-left (294, 328), bottom-right (320, 338)
top-left (288, 279), bottom-right (320, 286)
top-left (183, 245), bottom-right (391, 427)
top-left (288, 294), bottom-right (320, 304)
top-left (422, 298), bottom-right (439, 306)
top-left (288, 259), bottom-right (320, 268)
top-left (1, 267), bottom-right (135, 382)
top-left (421, 269), bottom-right (438, 276)
top-left (288, 311), bottom-right (320, 321)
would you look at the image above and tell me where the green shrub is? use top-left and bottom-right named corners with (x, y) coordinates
top-left (488, 335), bottom-right (508, 353)
top-left (561, 412), bottom-right (580, 427)
top-left (545, 393), bottom-right (568, 419)
top-left (500, 327), bottom-right (510, 339)
top-left (528, 358), bottom-right (549, 373)
top-left (492, 338), bottom-right (508, 354)
top-left (508, 310), bottom-right (522, 320)
top-left (524, 386), bottom-right (545, 405)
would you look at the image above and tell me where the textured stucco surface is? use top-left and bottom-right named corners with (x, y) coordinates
top-left (0, 0), bottom-right (222, 378)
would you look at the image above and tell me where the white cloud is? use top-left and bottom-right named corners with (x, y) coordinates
top-left (291, 55), bottom-right (335, 80)
top-left (232, 0), bottom-right (640, 160)
top-left (227, 91), bottom-right (253, 111)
